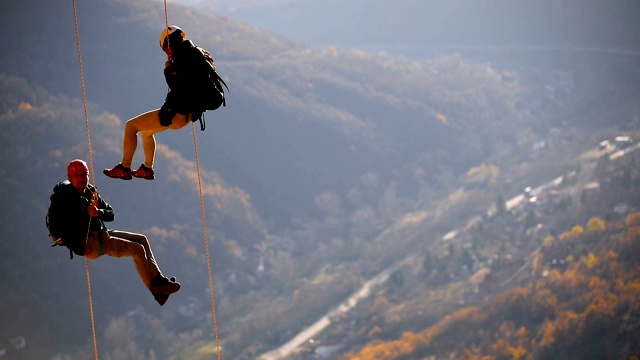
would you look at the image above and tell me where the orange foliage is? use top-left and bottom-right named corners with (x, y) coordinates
top-left (621, 224), bottom-right (640, 248)
top-left (586, 217), bottom-right (606, 233)
top-left (373, 296), bottom-right (389, 307)
top-left (583, 294), bottom-right (618, 322)
top-left (508, 345), bottom-right (528, 359)
top-left (554, 310), bottom-right (578, 332)
top-left (588, 276), bottom-right (607, 291)
top-left (581, 253), bottom-right (599, 270)
top-left (367, 325), bottom-right (382, 338)
top-left (490, 337), bottom-right (529, 360)
top-left (542, 235), bottom-right (555, 247)
top-left (545, 268), bottom-right (590, 298)
top-left (488, 288), bottom-right (529, 314)
top-left (349, 331), bottom-right (421, 360)
top-left (18, 101), bottom-right (33, 111)
top-left (347, 212), bottom-right (640, 360)
top-left (559, 225), bottom-right (584, 241)
top-left (540, 321), bottom-right (555, 347)
top-left (346, 307), bottom-right (482, 360)
top-left (625, 211), bottom-right (640, 227)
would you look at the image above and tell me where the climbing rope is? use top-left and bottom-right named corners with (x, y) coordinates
top-left (71, 0), bottom-right (99, 359)
top-left (191, 124), bottom-right (222, 360)
top-left (71, 1), bottom-right (222, 358)
top-left (163, 0), bottom-right (170, 50)
top-left (163, 0), bottom-right (222, 357)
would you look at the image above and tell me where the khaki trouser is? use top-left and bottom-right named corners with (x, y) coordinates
top-left (84, 230), bottom-right (162, 289)
top-left (121, 109), bottom-right (191, 169)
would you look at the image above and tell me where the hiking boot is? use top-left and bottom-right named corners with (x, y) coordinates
top-left (131, 163), bottom-right (155, 180)
top-left (153, 292), bottom-right (170, 306)
top-left (150, 275), bottom-right (180, 295)
top-left (151, 277), bottom-right (178, 306)
top-left (103, 163), bottom-right (132, 180)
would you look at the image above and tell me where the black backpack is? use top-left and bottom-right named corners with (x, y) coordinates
top-left (194, 46), bottom-right (229, 130)
top-left (46, 207), bottom-right (75, 259)
top-left (46, 181), bottom-right (95, 259)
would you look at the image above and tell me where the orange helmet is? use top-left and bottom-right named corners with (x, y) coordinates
top-left (159, 25), bottom-right (182, 49)
top-left (67, 159), bottom-right (89, 175)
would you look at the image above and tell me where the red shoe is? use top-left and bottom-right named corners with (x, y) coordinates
top-left (103, 163), bottom-right (132, 180)
top-left (132, 164), bottom-right (155, 180)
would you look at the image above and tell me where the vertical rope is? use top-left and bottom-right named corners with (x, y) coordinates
top-left (83, 257), bottom-right (98, 359)
top-left (163, 0), bottom-right (170, 59)
top-left (72, 1), bottom-right (99, 359)
top-left (166, 1), bottom-right (221, 356)
top-left (163, 0), bottom-right (170, 33)
top-left (191, 123), bottom-right (222, 360)
top-left (72, 1), bottom-right (96, 183)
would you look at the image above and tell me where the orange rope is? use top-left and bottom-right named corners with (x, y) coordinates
top-left (163, 0), bottom-right (170, 58)
top-left (191, 123), bottom-right (222, 360)
top-left (72, 0), bottom-right (99, 359)
top-left (163, 0), bottom-right (222, 354)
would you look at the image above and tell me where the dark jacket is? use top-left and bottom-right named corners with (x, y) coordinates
top-left (48, 181), bottom-right (114, 256)
top-left (162, 39), bottom-right (211, 119)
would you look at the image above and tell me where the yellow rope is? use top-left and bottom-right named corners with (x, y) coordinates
top-left (72, 0), bottom-right (99, 359)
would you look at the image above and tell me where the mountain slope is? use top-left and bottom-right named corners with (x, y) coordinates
top-left (0, 73), bottom-right (268, 356)
top-left (1, 0), bottom-right (639, 358)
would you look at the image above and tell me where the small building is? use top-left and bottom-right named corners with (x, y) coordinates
top-left (614, 136), bottom-right (633, 149)
top-left (614, 203), bottom-right (629, 214)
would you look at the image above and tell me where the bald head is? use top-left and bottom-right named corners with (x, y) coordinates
top-left (67, 159), bottom-right (89, 193)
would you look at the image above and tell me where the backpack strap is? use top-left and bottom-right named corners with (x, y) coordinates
top-left (196, 46), bottom-right (229, 95)
top-left (198, 113), bottom-right (207, 131)
top-left (193, 46), bottom-right (228, 132)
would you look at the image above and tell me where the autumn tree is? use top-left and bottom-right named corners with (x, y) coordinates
top-left (586, 217), bottom-right (606, 233)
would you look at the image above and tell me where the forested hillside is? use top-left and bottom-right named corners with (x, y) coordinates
top-left (273, 127), bottom-right (640, 359)
top-left (0, 0), bottom-right (638, 359)
top-left (344, 197), bottom-right (640, 359)
top-left (2, 0), bottom-right (553, 224)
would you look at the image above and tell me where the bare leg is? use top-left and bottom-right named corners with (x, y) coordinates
top-left (122, 110), bottom-right (165, 169)
top-left (122, 110), bottom-right (191, 169)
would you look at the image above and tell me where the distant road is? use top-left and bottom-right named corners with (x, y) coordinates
top-left (258, 256), bottom-right (414, 360)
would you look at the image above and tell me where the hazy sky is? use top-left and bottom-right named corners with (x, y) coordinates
top-left (171, 0), bottom-right (640, 58)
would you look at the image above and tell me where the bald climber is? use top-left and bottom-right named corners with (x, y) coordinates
top-left (47, 159), bottom-right (180, 305)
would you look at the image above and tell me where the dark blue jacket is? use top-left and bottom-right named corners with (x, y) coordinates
top-left (162, 40), bottom-right (211, 117)
top-left (48, 181), bottom-right (114, 256)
